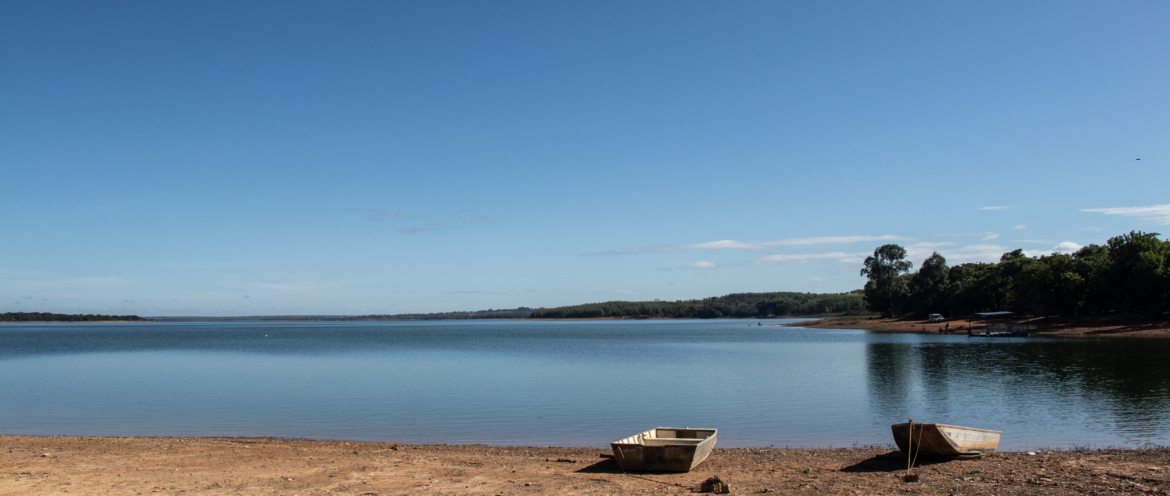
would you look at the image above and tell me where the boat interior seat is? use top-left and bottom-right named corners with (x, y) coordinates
top-left (642, 438), bottom-right (705, 445)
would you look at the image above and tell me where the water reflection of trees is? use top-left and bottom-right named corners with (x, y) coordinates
top-left (866, 343), bottom-right (916, 419)
top-left (866, 339), bottom-right (1170, 429)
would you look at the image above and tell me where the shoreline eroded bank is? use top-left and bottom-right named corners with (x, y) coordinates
top-left (2, 436), bottom-right (1167, 495)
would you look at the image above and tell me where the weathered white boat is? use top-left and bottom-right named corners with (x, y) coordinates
top-left (610, 427), bottom-right (717, 472)
top-left (891, 422), bottom-right (1001, 457)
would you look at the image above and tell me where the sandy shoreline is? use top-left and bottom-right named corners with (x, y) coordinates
top-left (787, 315), bottom-right (1170, 338)
top-left (2, 436), bottom-right (1167, 495)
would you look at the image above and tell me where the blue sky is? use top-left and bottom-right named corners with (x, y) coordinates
top-left (2, 1), bottom-right (1167, 316)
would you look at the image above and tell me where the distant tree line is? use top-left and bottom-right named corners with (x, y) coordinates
top-left (530, 292), bottom-right (867, 319)
top-left (152, 308), bottom-right (535, 322)
top-left (861, 230), bottom-right (1170, 318)
top-left (0, 312), bottom-right (151, 322)
top-left (279, 308), bottom-right (535, 321)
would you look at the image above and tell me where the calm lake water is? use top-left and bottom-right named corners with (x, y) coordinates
top-left (2, 319), bottom-right (1168, 449)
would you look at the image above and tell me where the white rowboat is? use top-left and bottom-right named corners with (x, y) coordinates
top-left (610, 427), bottom-right (717, 472)
top-left (891, 422), bottom-right (1001, 457)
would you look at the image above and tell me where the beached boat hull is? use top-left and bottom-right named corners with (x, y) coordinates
top-left (610, 427), bottom-right (717, 472)
top-left (891, 423), bottom-right (1001, 456)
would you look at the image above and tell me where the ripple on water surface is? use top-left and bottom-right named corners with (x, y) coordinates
top-left (1, 320), bottom-right (1168, 448)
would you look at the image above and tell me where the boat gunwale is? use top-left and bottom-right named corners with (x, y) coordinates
top-left (920, 423), bottom-right (1002, 435)
top-left (610, 427), bottom-right (718, 446)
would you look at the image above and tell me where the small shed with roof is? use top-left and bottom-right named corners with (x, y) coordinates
top-left (969, 311), bottom-right (1030, 337)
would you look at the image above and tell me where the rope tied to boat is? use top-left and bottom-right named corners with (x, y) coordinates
top-left (906, 419), bottom-right (923, 480)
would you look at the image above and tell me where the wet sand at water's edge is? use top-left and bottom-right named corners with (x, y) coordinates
top-left (3, 436), bottom-right (1168, 495)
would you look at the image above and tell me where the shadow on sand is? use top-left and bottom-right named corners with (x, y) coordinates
top-left (574, 456), bottom-right (697, 489)
top-left (574, 457), bottom-right (623, 474)
top-left (839, 451), bottom-right (970, 473)
top-left (574, 456), bottom-right (684, 477)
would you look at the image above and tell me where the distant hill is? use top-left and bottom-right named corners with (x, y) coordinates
top-left (530, 291), bottom-right (867, 319)
top-left (8, 295), bottom-right (868, 323)
top-left (150, 308), bottom-right (534, 322)
top-left (0, 312), bottom-right (152, 322)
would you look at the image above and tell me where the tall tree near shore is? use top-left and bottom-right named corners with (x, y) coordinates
top-left (907, 252), bottom-right (949, 316)
top-left (1072, 244), bottom-right (1111, 314)
top-left (1106, 231), bottom-right (1170, 313)
top-left (861, 244), bottom-right (913, 317)
top-left (1047, 254), bottom-right (1090, 316)
top-left (998, 249), bottom-right (1038, 312)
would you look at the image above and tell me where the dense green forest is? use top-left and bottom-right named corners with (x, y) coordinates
top-left (861, 230), bottom-right (1170, 318)
top-left (0, 312), bottom-right (151, 322)
top-left (530, 291), bottom-right (867, 319)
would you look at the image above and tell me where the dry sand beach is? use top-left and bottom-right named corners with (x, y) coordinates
top-left (3, 436), bottom-right (1168, 495)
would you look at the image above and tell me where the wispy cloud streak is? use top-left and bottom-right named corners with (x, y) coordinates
top-left (13, 277), bottom-right (136, 289)
top-left (1082, 204), bottom-right (1170, 225)
top-left (371, 210), bottom-right (409, 218)
top-left (585, 235), bottom-right (912, 256)
top-left (755, 251), bottom-right (869, 263)
top-left (399, 223), bottom-right (444, 234)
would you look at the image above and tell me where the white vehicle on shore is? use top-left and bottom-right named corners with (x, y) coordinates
top-left (928, 314), bottom-right (945, 322)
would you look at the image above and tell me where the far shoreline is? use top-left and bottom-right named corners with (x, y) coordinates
top-left (9, 314), bottom-right (1170, 339)
top-left (3, 316), bottom-right (836, 323)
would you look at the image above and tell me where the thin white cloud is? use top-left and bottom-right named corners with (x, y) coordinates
top-left (1082, 204), bottom-right (1170, 225)
top-left (585, 234), bottom-right (913, 256)
top-left (916, 244), bottom-right (1010, 265)
top-left (1024, 241), bottom-right (1084, 258)
top-left (903, 242), bottom-right (960, 262)
top-left (399, 222), bottom-right (443, 234)
top-left (615, 289), bottom-right (635, 294)
top-left (756, 252), bottom-right (868, 264)
top-left (981, 233), bottom-right (1000, 240)
top-left (371, 209), bottom-right (409, 218)
top-left (910, 242), bottom-right (958, 249)
top-left (925, 241), bottom-right (1076, 264)
top-left (684, 261), bottom-right (717, 270)
top-left (143, 261), bottom-right (251, 269)
top-left (950, 244), bottom-right (1013, 263)
top-left (250, 283), bottom-right (312, 292)
top-left (978, 206), bottom-right (1011, 210)
top-left (0, 268), bottom-right (39, 276)
top-left (16, 277), bottom-right (136, 289)
top-left (961, 232), bottom-right (1000, 238)
top-left (1013, 225), bottom-right (1027, 230)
